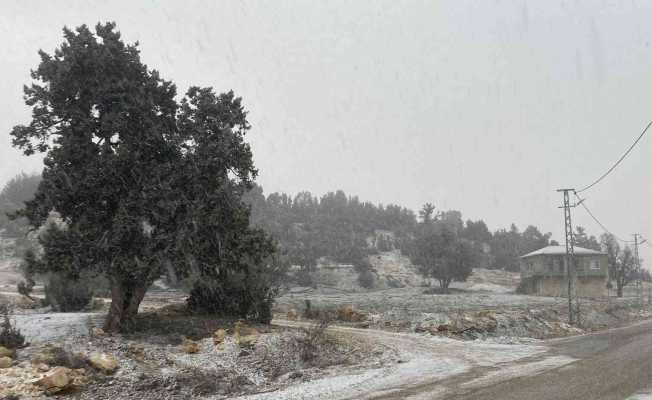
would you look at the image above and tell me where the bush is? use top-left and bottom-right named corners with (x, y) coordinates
top-left (516, 277), bottom-right (535, 294)
top-left (187, 275), bottom-right (277, 324)
top-left (16, 273), bottom-right (35, 300)
top-left (32, 345), bottom-right (88, 369)
top-left (44, 273), bottom-right (93, 312)
top-left (0, 304), bottom-right (26, 349)
top-left (354, 258), bottom-right (376, 289)
top-left (298, 316), bottom-right (332, 362)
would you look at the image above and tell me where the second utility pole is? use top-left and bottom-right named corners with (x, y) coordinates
top-left (633, 233), bottom-right (644, 306)
top-left (558, 188), bottom-right (577, 324)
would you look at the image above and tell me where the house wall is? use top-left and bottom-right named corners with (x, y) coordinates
top-left (532, 275), bottom-right (607, 297)
top-left (520, 253), bottom-right (608, 297)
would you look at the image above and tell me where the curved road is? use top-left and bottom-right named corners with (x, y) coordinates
top-left (433, 319), bottom-right (652, 400)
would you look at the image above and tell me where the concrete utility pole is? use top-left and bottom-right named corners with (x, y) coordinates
top-left (633, 234), bottom-right (646, 306)
top-left (558, 189), bottom-right (578, 324)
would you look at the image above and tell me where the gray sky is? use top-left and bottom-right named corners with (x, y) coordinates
top-left (2, 0), bottom-right (652, 263)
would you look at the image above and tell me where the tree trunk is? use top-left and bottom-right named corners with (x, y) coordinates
top-left (616, 283), bottom-right (623, 298)
top-left (439, 279), bottom-right (451, 294)
top-left (103, 281), bottom-right (148, 332)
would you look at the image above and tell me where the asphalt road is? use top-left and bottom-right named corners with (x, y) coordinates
top-left (444, 319), bottom-right (652, 400)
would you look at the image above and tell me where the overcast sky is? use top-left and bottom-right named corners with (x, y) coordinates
top-left (2, 0), bottom-right (652, 263)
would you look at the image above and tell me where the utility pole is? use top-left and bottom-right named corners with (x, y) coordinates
top-left (558, 189), bottom-right (578, 324)
top-left (633, 234), bottom-right (646, 306)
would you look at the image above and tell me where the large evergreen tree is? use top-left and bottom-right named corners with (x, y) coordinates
top-left (10, 23), bottom-right (275, 331)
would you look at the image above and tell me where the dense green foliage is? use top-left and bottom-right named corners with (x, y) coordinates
top-left (406, 206), bottom-right (478, 291)
top-left (44, 272), bottom-right (93, 312)
top-left (488, 224), bottom-right (557, 271)
top-left (244, 187), bottom-right (563, 276)
top-left (10, 23), bottom-right (277, 331)
top-left (244, 187), bottom-right (416, 282)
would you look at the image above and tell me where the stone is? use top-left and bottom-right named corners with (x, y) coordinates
top-left (91, 327), bottom-right (105, 337)
top-left (37, 366), bottom-right (72, 394)
top-left (234, 322), bottom-right (260, 348)
top-left (213, 329), bottom-right (227, 345)
top-left (236, 333), bottom-right (259, 348)
top-left (127, 343), bottom-right (145, 360)
top-left (181, 339), bottom-right (200, 354)
top-left (286, 309), bottom-right (298, 320)
top-left (89, 352), bottom-right (119, 374)
top-left (0, 346), bottom-right (14, 358)
top-left (0, 356), bottom-right (12, 368)
top-left (36, 363), bottom-right (50, 372)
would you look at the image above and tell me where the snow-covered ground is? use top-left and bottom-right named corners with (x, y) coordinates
top-left (13, 312), bottom-right (105, 344)
top-left (230, 320), bottom-right (568, 400)
top-left (629, 393), bottom-right (652, 400)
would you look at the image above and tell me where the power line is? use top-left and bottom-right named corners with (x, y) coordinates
top-left (639, 235), bottom-right (652, 249)
top-left (576, 119), bottom-right (652, 193)
top-left (573, 192), bottom-right (631, 244)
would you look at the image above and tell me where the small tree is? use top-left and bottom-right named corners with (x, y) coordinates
top-left (615, 247), bottom-right (636, 298)
top-left (601, 233), bottom-right (635, 297)
top-left (408, 205), bottom-right (476, 292)
top-left (354, 258), bottom-right (376, 289)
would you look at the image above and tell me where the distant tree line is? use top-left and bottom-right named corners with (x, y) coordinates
top-left (4, 171), bottom-right (616, 291)
top-left (243, 187), bottom-right (416, 286)
top-left (241, 187), bottom-right (565, 279)
top-left (0, 173), bottom-right (40, 238)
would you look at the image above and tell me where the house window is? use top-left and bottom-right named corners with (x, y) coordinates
top-left (552, 258), bottom-right (560, 272)
top-left (590, 259), bottom-right (600, 270)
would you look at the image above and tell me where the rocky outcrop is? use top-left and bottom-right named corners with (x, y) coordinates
top-left (369, 250), bottom-right (423, 289)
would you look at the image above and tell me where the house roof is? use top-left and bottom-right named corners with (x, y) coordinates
top-left (520, 245), bottom-right (605, 258)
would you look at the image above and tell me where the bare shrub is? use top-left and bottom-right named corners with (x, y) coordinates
top-left (32, 345), bottom-right (88, 369)
top-left (0, 304), bottom-right (26, 349)
top-left (298, 316), bottom-right (332, 362)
